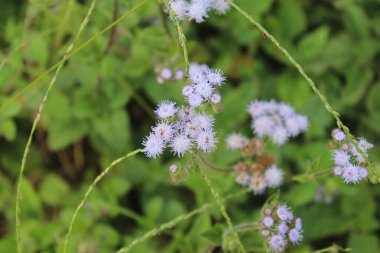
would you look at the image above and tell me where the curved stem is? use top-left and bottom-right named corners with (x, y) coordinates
top-left (196, 151), bottom-right (234, 173)
top-left (15, 1), bottom-right (98, 252)
top-left (199, 168), bottom-right (247, 253)
top-left (161, 0), bottom-right (189, 76)
top-left (116, 189), bottom-right (248, 253)
top-left (62, 149), bottom-right (142, 253)
top-left (226, 0), bottom-right (378, 182)
top-left (0, 0), bottom-right (152, 114)
top-left (291, 168), bottom-right (332, 182)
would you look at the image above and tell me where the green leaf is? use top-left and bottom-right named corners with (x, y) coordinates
top-left (0, 119), bottom-right (16, 141)
top-left (298, 26), bottom-right (329, 61)
top-left (348, 234), bottom-right (380, 253)
top-left (39, 174), bottom-right (70, 205)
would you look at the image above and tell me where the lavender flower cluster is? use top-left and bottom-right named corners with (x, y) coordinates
top-left (247, 100), bottom-right (308, 145)
top-left (155, 67), bottom-right (185, 84)
top-left (143, 63), bottom-right (225, 158)
top-left (331, 128), bottom-right (373, 184)
top-left (169, 0), bottom-right (230, 23)
top-left (260, 204), bottom-right (303, 252)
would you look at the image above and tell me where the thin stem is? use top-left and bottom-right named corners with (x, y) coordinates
top-left (199, 168), bottom-right (247, 253)
top-left (15, 1), bottom-right (98, 252)
top-left (226, 0), bottom-right (378, 182)
top-left (116, 189), bottom-right (248, 253)
top-left (234, 222), bottom-right (261, 232)
top-left (161, 0), bottom-right (189, 76)
top-left (196, 151), bottom-right (233, 173)
top-left (291, 168), bottom-right (332, 182)
top-left (62, 149), bottom-right (142, 253)
top-left (0, 0), bottom-right (152, 114)
top-left (313, 245), bottom-right (350, 253)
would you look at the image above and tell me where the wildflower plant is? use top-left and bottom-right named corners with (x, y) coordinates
top-left (7, 0), bottom-right (379, 253)
top-left (143, 63), bottom-right (224, 159)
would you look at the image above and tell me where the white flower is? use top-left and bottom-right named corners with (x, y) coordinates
top-left (210, 0), bottom-right (230, 14)
top-left (210, 93), bottom-right (221, 104)
top-left (188, 93), bottom-right (203, 107)
top-left (169, 0), bottom-right (188, 20)
top-left (155, 101), bottom-right (177, 119)
top-left (153, 122), bottom-right (174, 142)
top-left (196, 131), bottom-right (217, 152)
top-left (143, 134), bottom-right (164, 158)
top-left (264, 165), bottom-right (284, 188)
top-left (206, 68), bottom-right (225, 85)
top-left (225, 133), bottom-right (248, 150)
top-left (171, 134), bottom-right (191, 157)
top-left (194, 80), bottom-right (214, 98)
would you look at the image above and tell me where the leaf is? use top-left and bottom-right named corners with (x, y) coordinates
top-left (0, 119), bottom-right (16, 141)
top-left (39, 174), bottom-right (70, 205)
top-left (298, 26), bottom-right (329, 61)
top-left (202, 224), bottom-right (224, 245)
top-left (348, 234), bottom-right (380, 253)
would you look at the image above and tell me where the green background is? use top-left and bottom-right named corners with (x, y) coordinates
top-left (0, 0), bottom-right (379, 252)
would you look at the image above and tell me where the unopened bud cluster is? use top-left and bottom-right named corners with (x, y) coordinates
top-left (260, 204), bottom-right (303, 252)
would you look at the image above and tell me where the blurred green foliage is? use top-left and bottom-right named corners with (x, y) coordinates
top-left (0, 0), bottom-right (380, 252)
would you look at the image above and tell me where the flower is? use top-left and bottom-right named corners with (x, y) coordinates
top-left (155, 101), bottom-right (177, 119)
top-left (342, 164), bottom-right (361, 184)
top-left (277, 222), bottom-right (289, 235)
top-left (153, 122), bottom-right (174, 142)
top-left (206, 68), bottom-right (225, 85)
top-left (269, 235), bottom-right (286, 252)
top-left (194, 81), bottom-right (214, 98)
top-left (171, 134), bottom-right (191, 157)
top-left (160, 68), bottom-right (172, 79)
top-left (196, 131), bottom-right (217, 152)
top-left (276, 204), bottom-right (292, 221)
top-left (144, 63), bottom-right (226, 159)
top-left (248, 100), bottom-right (308, 145)
top-left (182, 85), bottom-right (194, 96)
top-left (332, 128), bottom-right (346, 142)
top-left (264, 165), bottom-right (284, 188)
top-left (332, 149), bottom-right (351, 166)
top-left (188, 93), bottom-right (203, 107)
top-left (187, 0), bottom-right (209, 23)
top-left (210, 0), bottom-right (230, 14)
top-left (169, 164), bottom-right (179, 173)
top-left (210, 93), bottom-right (221, 104)
top-left (225, 133), bottom-right (249, 150)
top-left (263, 216), bottom-right (274, 228)
top-left (295, 218), bottom-right (302, 231)
top-left (168, 0), bottom-right (230, 23)
top-left (249, 175), bottom-right (267, 194)
top-left (169, 0), bottom-right (188, 20)
top-left (259, 204), bottom-right (303, 251)
top-left (143, 134), bottom-right (164, 158)
top-left (174, 69), bottom-right (185, 80)
top-left (288, 228), bottom-right (303, 244)
top-left (330, 132), bottom-right (373, 184)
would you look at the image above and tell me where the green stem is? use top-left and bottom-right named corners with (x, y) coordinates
top-left (226, 0), bottom-right (378, 182)
top-left (313, 245), bottom-right (350, 253)
top-left (15, 1), bottom-right (98, 252)
top-left (196, 151), bottom-right (233, 173)
top-left (161, 0), bottom-right (189, 76)
top-left (116, 189), bottom-right (248, 253)
top-left (62, 149), bottom-right (142, 253)
top-left (0, 0), bottom-right (152, 114)
top-left (199, 168), bottom-right (247, 253)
